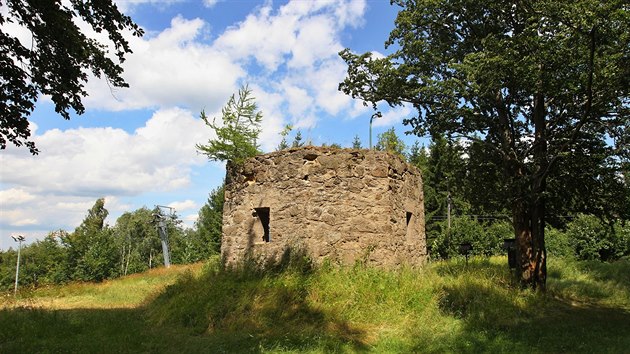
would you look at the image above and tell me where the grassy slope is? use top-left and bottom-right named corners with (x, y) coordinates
top-left (1, 256), bottom-right (629, 353)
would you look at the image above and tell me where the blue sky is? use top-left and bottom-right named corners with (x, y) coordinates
top-left (0, 0), bottom-right (427, 250)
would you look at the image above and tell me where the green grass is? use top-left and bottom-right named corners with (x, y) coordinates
top-left (1, 256), bottom-right (629, 353)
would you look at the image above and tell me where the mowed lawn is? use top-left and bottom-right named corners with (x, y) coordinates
top-left (1, 256), bottom-right (629, 353)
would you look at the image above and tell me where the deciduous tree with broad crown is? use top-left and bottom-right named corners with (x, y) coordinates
top-left (339, 0), bottom-right (630, 289)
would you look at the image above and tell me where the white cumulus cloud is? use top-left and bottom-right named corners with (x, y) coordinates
top-left (84, 16), bottom-right (244, 113)
top-left (168, 199), bottom-right (199, 212)
top-left (0, 107), bottom-right (213, 233)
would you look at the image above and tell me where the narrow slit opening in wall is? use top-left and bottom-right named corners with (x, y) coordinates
top-left (406, 211), bottom-right (414, 240)
top-left (255, 207), bottom-right (270, 242)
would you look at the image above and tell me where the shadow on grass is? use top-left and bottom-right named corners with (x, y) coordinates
top-left (415, 259), bottom-right (630, 353)
top-left (0, 247), bottom-right (367, 353)
top-left (144, 246), bottom-right (367, 352)
top-left (576, 259), bottom-right (630, 288)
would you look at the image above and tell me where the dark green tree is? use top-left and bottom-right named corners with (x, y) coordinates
top-left (352, 134), bottom-right (362, 149)
top-left (0, 248), bottom-right (18, 291)
top-left (194, 185), bottom-right (225, 255)
top-left (463, 139), bottom-right (509, 216)
top-left (19, 232), bottom-right (69, 286)
top-left (1, 0), bottom-right (143, 154)
top-left (196, 85), bottom-right (263, 165)
top-left (340, 0), bottom-right (630, 289)
top-left (292, 130), bottom-right (305, 148)
top-left (413, 135), bottom-right (468, 247)
top-left (64, 198), bottom-right (118, 282)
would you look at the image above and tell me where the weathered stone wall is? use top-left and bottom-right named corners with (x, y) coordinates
top-left (221, 146), bottom-right (426, 268)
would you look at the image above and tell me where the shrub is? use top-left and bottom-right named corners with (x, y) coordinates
top-left (566, 214), bottom-right (626, 262)
top-left (430, 217), bottom-right (509, 259)
top-left (545, 226), bottom-right (573, 258)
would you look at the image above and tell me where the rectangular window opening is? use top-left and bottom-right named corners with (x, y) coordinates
top-left (406, 211), bottom-right (413, 226)
top-left (255, 207), bottom-right (270, 242)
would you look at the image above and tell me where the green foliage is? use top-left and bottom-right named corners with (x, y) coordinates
top-left (196, 85), bottom-right (262, 165)
top-left (375, 127), bottom-right (406, 157)
top-left (430, 217), bottom-right (511, 259)
top-left (63, 198), bottom-right (119, 282)
top-left (566, 215), bottom-right (629, 262)
top-left (615, 222), bottom-right (630, 259)
top-left (199, 184), bottom-right (224, 255)
top-left (0, 232), bottom-right (73, 291)
top-left (352, 134), bottom-right (362, 149)
top-left (0, 192), bottom-right (227, 291)
top-left (546, 134), bottom-right (630, 227)
top-left (0, 0), bottom-right (143, 154)
top-left (291, 130), bottom-right (304, 148)
top-left (407, 141), bottom-right (427, 168)
top-left (173, 184), bottom-right (224, 262)
top-left (462, 139), bottom-right (508, 215)
top-left (276, 124), bottom-right (293, 150)
top-left (545, 226), bottom-right (573, 258)
top-left (15, 232), bottom-right (70, 287)
top-left (113, 207), bottom-right (163, 275)
top-left (0, 249), bottom-right (18, 291)
top-left (4, 257), bottom-right (629, 352)
top-left (340, 0), bottom-right (630, 287)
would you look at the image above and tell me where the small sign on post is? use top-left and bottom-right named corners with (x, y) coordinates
top-left (503, 238), bottom-right (517, 269)
top-left (459, 242), bottom-right (472, 265)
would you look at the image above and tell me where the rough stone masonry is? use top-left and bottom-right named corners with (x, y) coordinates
top-left (221, 146), bottom-right (427, 267)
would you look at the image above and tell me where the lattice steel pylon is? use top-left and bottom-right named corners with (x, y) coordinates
top-left (152, 205), bottom-right (176, 268)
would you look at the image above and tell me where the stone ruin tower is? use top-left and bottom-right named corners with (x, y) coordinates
top-left (221, 146), bottom-right (427, 267)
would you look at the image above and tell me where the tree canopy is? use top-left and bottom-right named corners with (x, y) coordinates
top-left (340, 0), bottom-right (629, 289)
top-left (1, 0), bottom-right (143, 154)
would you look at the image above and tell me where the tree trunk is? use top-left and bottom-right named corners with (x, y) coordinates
top-left (531, 91), bottom-right (547, 290)
top-left (512, 196), bottom-right (546, 290)
top-left (124, 247), bottom-right (131, 276)
top-left (513, 91), bottom-right (548, 290)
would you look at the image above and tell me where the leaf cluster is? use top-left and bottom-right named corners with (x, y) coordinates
top-left (196, 85), bottom-right (262, 165)
top-left (340, 0), bottom-right (629, 199)
top-left (0, 0), bottom-right (143, 154)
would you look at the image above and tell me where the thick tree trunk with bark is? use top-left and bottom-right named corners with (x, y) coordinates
top-left (513, 190), bottom-right (547, 290)
top-left (513, 91), bottom-right (548, 290)
top-left (511, 182), bottom-right (546, 290)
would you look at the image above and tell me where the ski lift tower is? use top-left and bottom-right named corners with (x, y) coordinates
top-left (152, 205), bottom-right (176, 268)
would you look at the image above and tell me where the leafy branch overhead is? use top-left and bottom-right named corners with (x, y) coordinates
top-left (196, 85), bottom-right (263, 165)
top-left (0, 0), bottom-right (144, 154)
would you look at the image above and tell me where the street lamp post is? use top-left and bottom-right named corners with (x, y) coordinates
top-left (369, 111), bottom-right (382, 149)
top-left (11, 235), bottom-right (25, 296)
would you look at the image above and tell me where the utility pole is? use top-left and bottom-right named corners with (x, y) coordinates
top-left (11, 235), bottom-right (25, 296)
top-left (153, 206), bottom-right (176, 268)
top-left (447, 192), bottom-right (452, 231)
top-left (446, 176), bottom-right (452, 231)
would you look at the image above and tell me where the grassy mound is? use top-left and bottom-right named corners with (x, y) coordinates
top-left (1, 256), bottom-right (629, 353)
